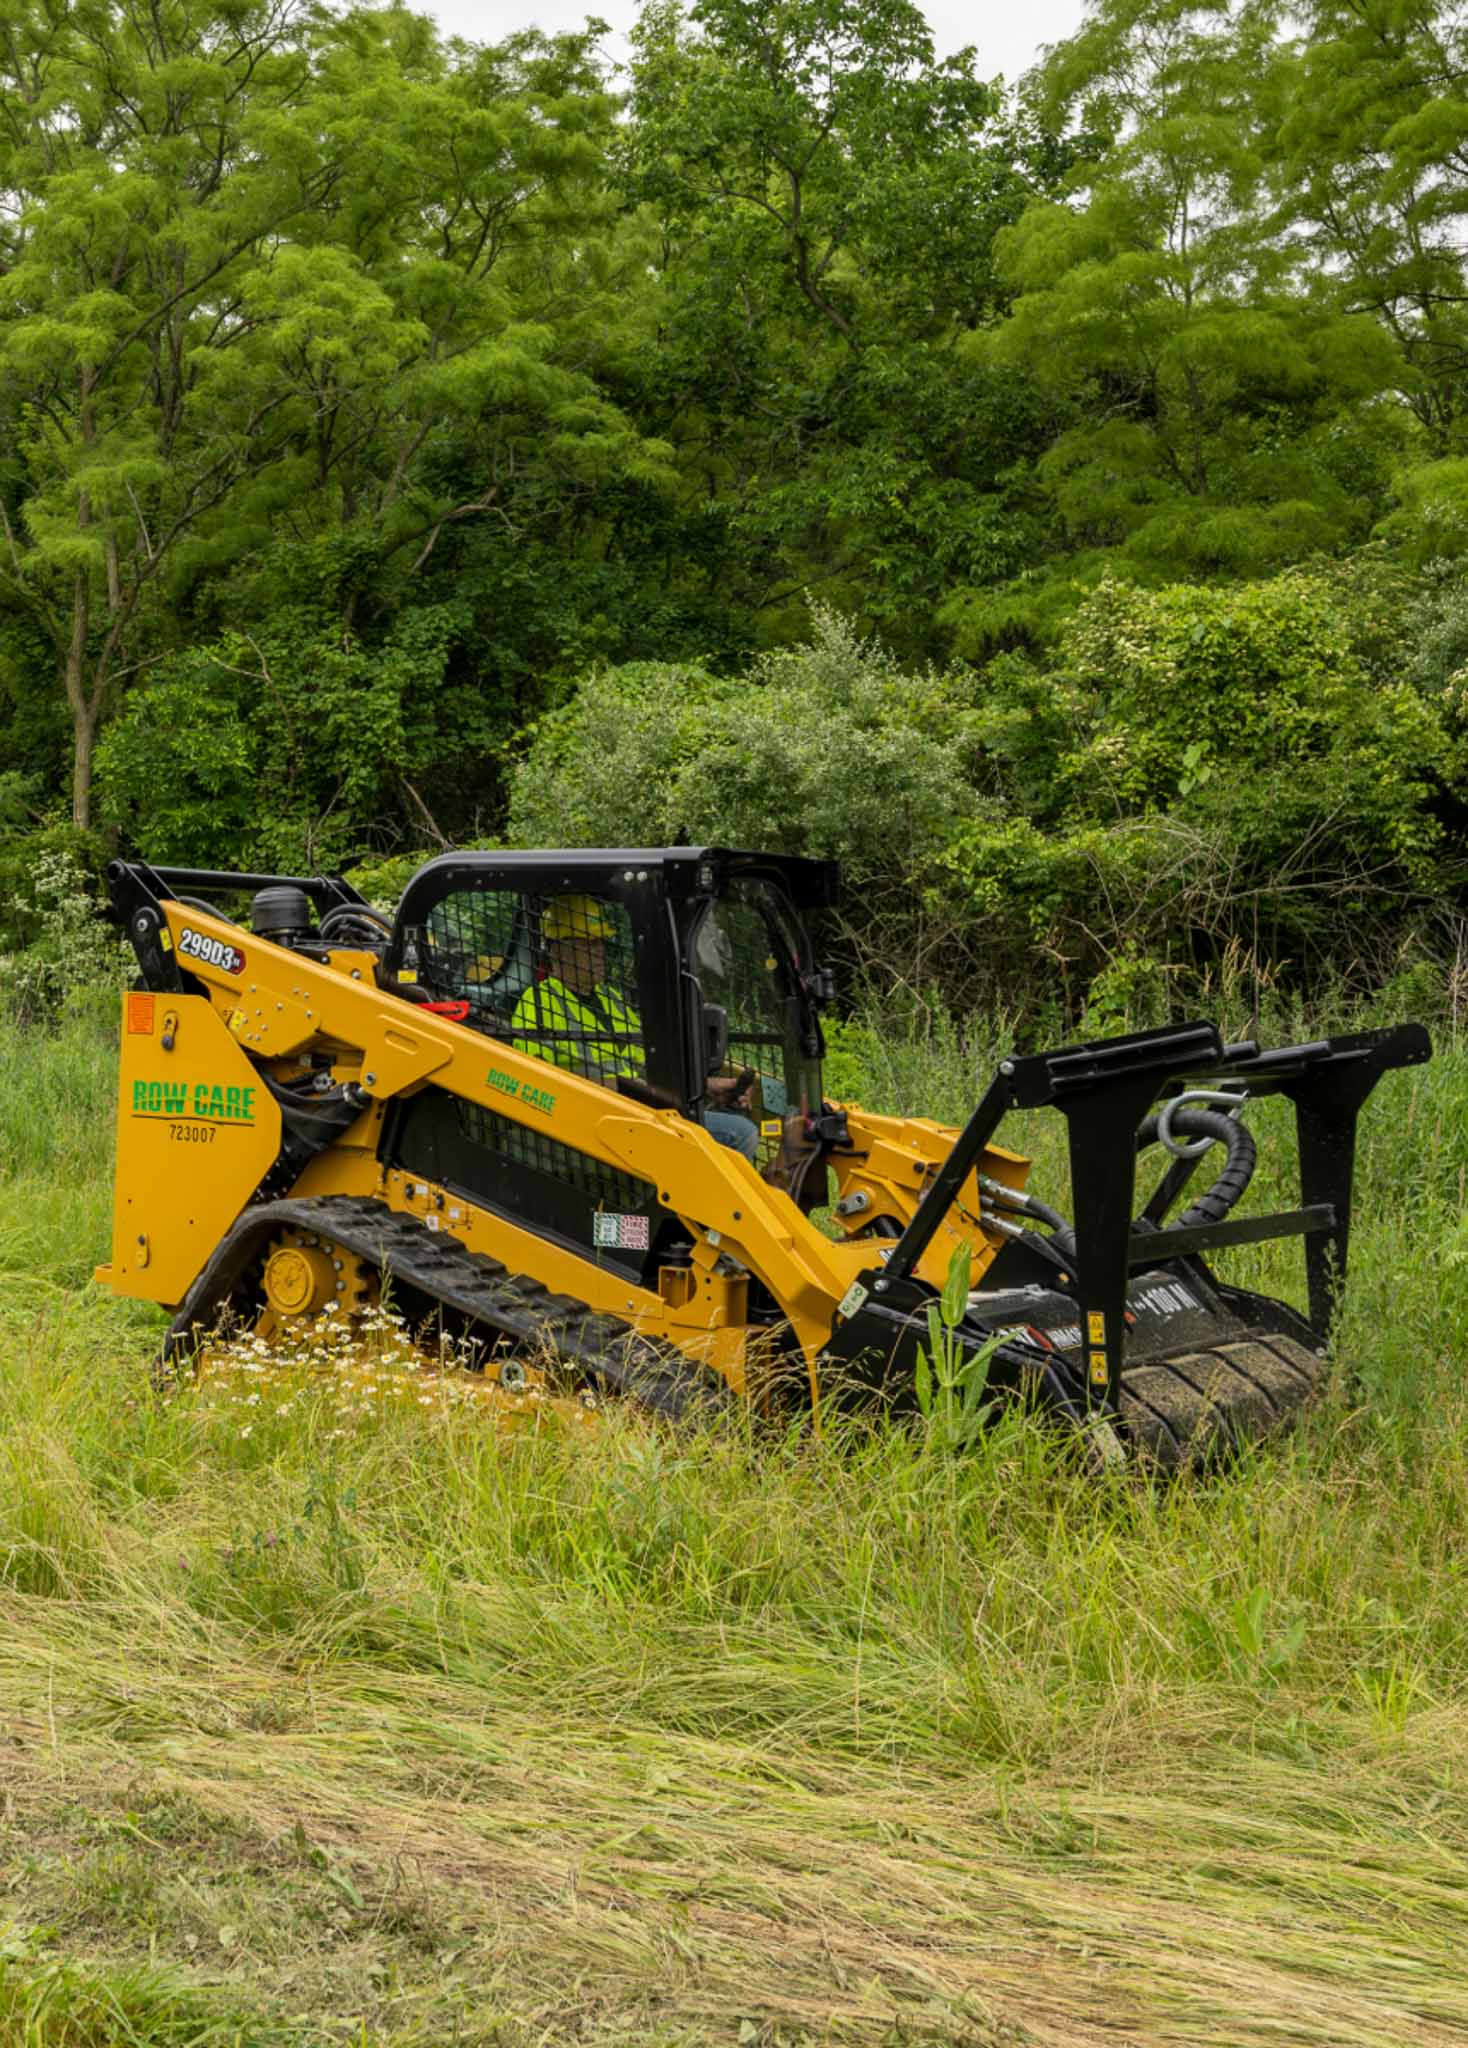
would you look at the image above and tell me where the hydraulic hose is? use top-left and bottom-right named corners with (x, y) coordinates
top-left (981, 1177), bottom-right (1078, 1267)
top-left (979, 1102), bottom-right (1257, 1272)
top-left (320, 904), bottom-right (392, 945)
top-left (1136, 1104), bottom-right (1257, 1228)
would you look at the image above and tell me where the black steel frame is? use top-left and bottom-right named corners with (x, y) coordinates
top-left (105, 860), bottom-right (369, 993)
top-left (874, 1020), bottom-right (1431, 1416)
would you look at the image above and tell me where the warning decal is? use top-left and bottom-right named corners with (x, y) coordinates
top-left (593, 1213), bottom-right (650, 1251)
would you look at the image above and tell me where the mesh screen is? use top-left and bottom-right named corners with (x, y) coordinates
top-left (504, 892), bottom-right (643, 1087)
top-left (422, 889), bottom-right (531, 1027)
top-left (454, 1097), bottom-right (656, 1215)
top-left (421, 887), bottom-right (646, 1087)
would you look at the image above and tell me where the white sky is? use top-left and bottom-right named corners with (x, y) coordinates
top-left (427, 0), bottom-right (1090, 87)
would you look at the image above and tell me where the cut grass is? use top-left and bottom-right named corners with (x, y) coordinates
top-left (1, 1007), bottom-right (1467, 2043)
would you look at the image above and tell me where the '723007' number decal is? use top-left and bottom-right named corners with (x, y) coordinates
top-left (178, 926), bottom-right (246, 976)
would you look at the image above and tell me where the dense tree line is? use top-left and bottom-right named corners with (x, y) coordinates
top-left (3, 0), bottom-right (1467, 1012)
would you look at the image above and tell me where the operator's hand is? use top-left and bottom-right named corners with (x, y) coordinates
top-left (707, 1073), bottom-right (753, 1109)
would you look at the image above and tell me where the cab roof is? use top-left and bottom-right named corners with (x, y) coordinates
top-left (398, 846), bottom-right (841, 912)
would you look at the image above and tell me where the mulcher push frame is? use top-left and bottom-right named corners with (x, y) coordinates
top-left (870, 1019), bottom-right (1430, 1418)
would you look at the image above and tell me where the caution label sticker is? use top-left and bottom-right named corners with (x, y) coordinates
top-left (593, 1213), bottom-right (650, 1251)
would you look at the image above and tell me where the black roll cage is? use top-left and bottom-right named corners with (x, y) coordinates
top-left (384, 847), bottom-right (837, 1117)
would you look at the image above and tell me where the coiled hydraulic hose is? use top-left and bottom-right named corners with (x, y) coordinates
top-left (1136, 1103), bottom-right (1257, 1229)
top-left (320, 904), bottom-right (393, 946)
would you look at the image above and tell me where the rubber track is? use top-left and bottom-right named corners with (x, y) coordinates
top-left (164, 1194), bottom-right (735, 1422)
top-left (167, 1198), bottom-right (1322, 1466)
top-left (1119, 1334), bottom-right (1324, 1469)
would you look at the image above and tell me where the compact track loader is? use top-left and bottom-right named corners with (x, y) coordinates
top-left (99, 847), bottom-right (1427, 1466)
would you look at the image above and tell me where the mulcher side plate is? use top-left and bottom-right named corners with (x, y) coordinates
top-left (966, 1263), bottom-right (1324, 1468)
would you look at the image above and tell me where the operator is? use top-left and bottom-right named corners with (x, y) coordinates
top-left (510, 894), bottom-right (759, 1162)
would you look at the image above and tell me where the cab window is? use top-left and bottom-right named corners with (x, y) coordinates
top-left (692, 881), bottom-right (816, 1163)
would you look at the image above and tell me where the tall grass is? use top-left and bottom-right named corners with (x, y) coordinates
top-left (1, 1004), bottom-right (1466, 2044)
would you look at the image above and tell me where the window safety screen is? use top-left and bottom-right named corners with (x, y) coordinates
top-left (692, 883), bottom-right (805, 1169)
top-left (454, 1097), bottom-right (656, 1216)
top-left (504, 894), bottom-right (644, 1088)
top-left (420, 889), bottom-right (646, 1088)
top-left (422, 890), bottom-right (532, 1026)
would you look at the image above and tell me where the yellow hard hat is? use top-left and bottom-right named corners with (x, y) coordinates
top-left (542, 893), bottom-right (612, 943)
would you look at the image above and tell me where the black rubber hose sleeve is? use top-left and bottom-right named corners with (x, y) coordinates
top-left (1136, 1106), bottom-right (1257, 1227)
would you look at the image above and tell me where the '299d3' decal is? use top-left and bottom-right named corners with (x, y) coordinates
top-left (179, 925), bottom-right (246, 976)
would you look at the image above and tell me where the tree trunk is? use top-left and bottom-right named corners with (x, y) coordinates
top-left (63, 568), bottom-right (94, 829)
top-left (71, 701), bottom-right (98, 831)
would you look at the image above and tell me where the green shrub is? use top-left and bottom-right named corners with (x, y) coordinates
top-left (943, 571), bottom-right (1460, 1004)
top-left (509, 608), bottom-right (975, 879)
top-left (0, 847), bottom-right (131, 1025)
top-left (343, 849), bottom-right (442, 913)
top-left (95, 604), bottom-right (481, 873)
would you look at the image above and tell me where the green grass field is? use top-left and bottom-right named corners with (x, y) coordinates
top-left (2, 1004), bottom-right (1468, 2046)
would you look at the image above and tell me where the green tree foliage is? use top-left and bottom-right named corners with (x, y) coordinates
top-left (94, 603), bottom-right (489, 870)
top-left (614, 0), bottom-right (1063, 650)
top-left (0, 0), bottom-right (667, 829)
top-left (512, 586), bottom-right (1459, 1010)
top-left (1278, 0), bottom-right (1468, 455)
top-left (510, 609), bottom-right (982, 969)
top-left (941, 572), bottom-right (1460, 1002)
top-left (942, 0), bottom-right (1414, 658)
top-left (510, 607), bottom-right (973, 860)
top-left (0, 0), bottom-right (338, 826)
top-left (1, 0), bottom-right (1467, 1012)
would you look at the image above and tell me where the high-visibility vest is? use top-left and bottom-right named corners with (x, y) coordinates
top-left (509, 976), bottom-right (645, 1076)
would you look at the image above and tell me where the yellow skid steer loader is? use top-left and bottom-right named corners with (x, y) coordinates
top-left (98, 847), bottom-right (1428, 1465)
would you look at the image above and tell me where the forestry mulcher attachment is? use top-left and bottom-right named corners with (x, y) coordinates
top-left (99, 848), bottom-right (1428, 1466)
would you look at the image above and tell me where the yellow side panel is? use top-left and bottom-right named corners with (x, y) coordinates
top-left (106, 993), bottom-right (282, 1309)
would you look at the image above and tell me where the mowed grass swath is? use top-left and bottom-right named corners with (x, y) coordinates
top-left (1, 1004), bottom-right (1467, 2044)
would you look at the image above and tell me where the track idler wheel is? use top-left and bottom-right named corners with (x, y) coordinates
top-left (257, 1229), bottom-right (374, 1340)
top-left (234, 1225), bottom-right (597, 1433)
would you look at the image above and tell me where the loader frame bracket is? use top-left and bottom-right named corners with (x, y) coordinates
top-left (107, 861), bottom-right (369, 993)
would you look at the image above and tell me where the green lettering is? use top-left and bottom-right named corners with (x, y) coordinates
top-left (137, 1074), bottom-right (258, 1120)
top-left (485, 1066), bottom-right (553, 1114)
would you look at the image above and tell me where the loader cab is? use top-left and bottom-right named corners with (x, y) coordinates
top-left (382, 847), bottom-right (839, 1183)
